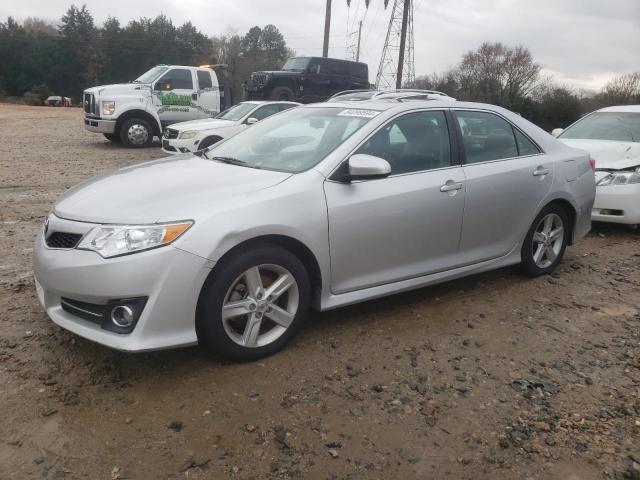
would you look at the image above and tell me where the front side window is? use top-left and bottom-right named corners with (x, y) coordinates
top-left (156, 69), bottom-right (193, 90)
top-left (559, 112), bottom-right (640, 142)
top-left (251, 104), bottom-right (281, 121)
top-left (455, 111), bottom-right (518, 164)
top-left (206, 106), bottom-right (377, 173)
top-left (356, 111), bottom-right (451, 175)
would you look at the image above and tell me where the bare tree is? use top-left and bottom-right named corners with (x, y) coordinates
top-left (599, 72), bottom-right (640, 105)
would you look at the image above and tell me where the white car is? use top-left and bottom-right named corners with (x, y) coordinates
top-left (161, 101), bottom-right (299, 154)
top-left (554, 105), bottom-right (640, 226)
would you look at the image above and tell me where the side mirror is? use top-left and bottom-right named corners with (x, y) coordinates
top-left (334, 154), bottom-right (391, 182)
top-left (551, 128), bottom-right (564, 138)
top-left (246, 117), bottom-right (259, 125)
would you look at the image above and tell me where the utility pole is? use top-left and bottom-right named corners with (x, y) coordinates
top-left (356, 20), bottom-right (363, 62)
top-left (396, 0), bottom-right (410, 88)
top-left (323, 0), bottom-right (332, 57)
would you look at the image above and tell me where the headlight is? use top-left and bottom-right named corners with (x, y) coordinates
top-left (101, 101), bottom-right (115, 116)
top-left (77, 221), bottom-right (192, 258)
top-left (596, 168), bottom-right (640, 186)
top-left (179, 130), bottom-right (198, 139)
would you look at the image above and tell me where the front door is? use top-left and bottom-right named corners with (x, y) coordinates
top-left (324, 110), bottom-right (466, 294)
top-left (452, 109), bottom-right (554, 265)
top-left (152, 68), bottom-right (198, 126)
top-left (306, 58), bottom-right (331, 101)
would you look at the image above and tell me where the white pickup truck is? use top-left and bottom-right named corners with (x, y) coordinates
top-left (83, 65), bottom-right (221, 147)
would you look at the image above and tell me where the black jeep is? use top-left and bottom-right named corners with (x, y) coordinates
top-left (244, 57), bottom-right (369, 104)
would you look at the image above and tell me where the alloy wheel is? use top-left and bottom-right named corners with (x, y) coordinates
top-left (221, 264), bottom-right (299, 348)
top-left (531, 213), bottom-right (564, 268)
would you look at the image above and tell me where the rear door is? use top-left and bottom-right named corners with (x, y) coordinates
top-left (324, 109), bottom-right (466, 293)
top-left (152, 68), bottom-right (198, 125)
top-left (453, 109), bottom-right (553, 265)
top-left (195, 69), bottom-right (220, 118)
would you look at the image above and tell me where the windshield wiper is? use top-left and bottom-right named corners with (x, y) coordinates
top-left (210, 156), bottom-right (260, 168)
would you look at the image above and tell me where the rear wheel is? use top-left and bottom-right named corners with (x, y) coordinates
top-left (119, 117), bottom-right (154, 148)
top-left (269, 86), bottom-right (295, 101)
top-left (520, 204), bottom-right (569, 276)
top-left (197, 245), bottom-right (310, 361)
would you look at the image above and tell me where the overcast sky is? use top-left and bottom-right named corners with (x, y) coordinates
top-left (2, 0), bottom-right (639, 90)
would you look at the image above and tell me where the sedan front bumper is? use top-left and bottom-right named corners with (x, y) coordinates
top-left (592, 183), bottom-right (640, 225)
top-left (161, 137), bottom-right (200, 155)
top-left (33, 216), bottom-right (214, 351)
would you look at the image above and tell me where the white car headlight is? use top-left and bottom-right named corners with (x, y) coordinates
top-left (179, 130), bottom-right (198, 139)
top-left (77, 221), bottom-right (192, 258)
top-left (596, 168), bottom-right (640, 186)
top-left (101, 101), bottom-right (115, 116)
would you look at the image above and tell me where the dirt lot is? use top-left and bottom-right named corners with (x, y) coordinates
top-left (1, 103), bottom-right (639, 480)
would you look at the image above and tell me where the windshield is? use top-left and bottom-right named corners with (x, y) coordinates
top-left (134, 66), bottom-right (169, 84)
top-left (215, 103), bottom-right (256, 121)
top-left (560, 112), bottom-right (640, 142)
top-left (283, 57), bottom-right (310, 71)
top-left (205, 106), bottom-right (379, 173)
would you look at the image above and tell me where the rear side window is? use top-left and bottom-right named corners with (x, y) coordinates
top-left (197, 70), bottom-right (212, 89)
top-left (157, 69), bottom-right (193, 90)
top-left (356, 110), bottom-right (451, 175)
top-left (455, 111), bottom-right (518, 163)
top-left (514, 129), bottom-right (541, 156)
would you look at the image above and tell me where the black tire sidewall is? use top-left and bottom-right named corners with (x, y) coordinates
top-left (196, 244), bottom-right (310, 361)
top-left (198, 136), bottom-right (222, 151)
top-left (269, 87), bottom-right (294, 101)
top-left (520, 204), bottom-right (570, 276)
top-left (119, 118), bottom-right (154, 148)
top-left (103, 133), bottom-right (121, 142)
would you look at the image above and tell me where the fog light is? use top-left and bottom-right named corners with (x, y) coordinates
top-left (111, 305), bottom-right (134, 328)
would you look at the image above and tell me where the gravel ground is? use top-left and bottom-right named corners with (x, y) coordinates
top-left (1, 103), bottom-right (639, 480)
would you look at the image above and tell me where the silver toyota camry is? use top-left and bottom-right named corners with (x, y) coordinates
top-left (34, 100), bottom-right (596, 361)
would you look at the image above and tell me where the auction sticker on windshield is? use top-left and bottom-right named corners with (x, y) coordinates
top-left (337, 109), bottom-right (380, 118)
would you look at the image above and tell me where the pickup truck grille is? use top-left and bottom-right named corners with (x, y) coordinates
top-left (164, 128), bottom-right (179, 139)
top-left (83, 93), bottom-right (97, 115)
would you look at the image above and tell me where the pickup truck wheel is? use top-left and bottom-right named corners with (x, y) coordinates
top-left (269, 86), bottom-right (295, 101)
top-left (103, 133), bottom-right (121, 143)
top-left (119, 118), bottom-right (153, 148)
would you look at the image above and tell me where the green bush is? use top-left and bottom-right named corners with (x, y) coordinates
top-left (23, 84), bottom-right (53, 105)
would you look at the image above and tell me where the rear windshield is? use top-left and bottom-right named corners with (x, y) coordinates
top-left (215, 103), bottom-right (256, 121)
top-left (560, 112), bottom-right (640, 142)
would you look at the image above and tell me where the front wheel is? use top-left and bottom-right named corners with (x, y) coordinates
top-left (196, 245), bottom-right (310, 361)
top-left (520, 204), bottom-right (569, 276)
top-left (119, 118), bottom-right (154, 148)
top-left (269, 86), bottom-right (295, 101)
top-left (103, 133), bottom-right (121, 143)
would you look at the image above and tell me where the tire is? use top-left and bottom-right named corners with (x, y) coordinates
top-left (269, 86), bottom-right (295, 101)
top-left (520, 204), bottom-right (570, 277)
top-left (198, 136), bottom-right (223, 151)
top-left (119, 117), bottom-right (154, 148)
top-left (196, 244), bottom-right (311, 361)
top-left (103, 133), bottom-right (121, 143)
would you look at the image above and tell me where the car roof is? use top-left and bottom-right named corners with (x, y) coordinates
top-left (597, 105), bottom-right (640, 113)
top-left (302, 100), bottom-right (503, 113)
top-left (239, 101), bottom-right (300, 106)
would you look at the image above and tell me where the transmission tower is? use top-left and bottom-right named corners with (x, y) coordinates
top-left (375, 0), bottom-right (415, 89)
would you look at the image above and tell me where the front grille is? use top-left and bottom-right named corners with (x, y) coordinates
top-left (251, 73), bottom-right (267, 85)
top-left (83, 93), bottom-right (96, 115)
top-left (164, 128), bottom-right (179, 139)
top-left (46, 232), bottom-right (83, 249)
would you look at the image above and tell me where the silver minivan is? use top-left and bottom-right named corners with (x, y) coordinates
top-left (34, 100), bottom-right (595, 361)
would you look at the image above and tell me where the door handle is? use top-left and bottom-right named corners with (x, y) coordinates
top-left (533, 166), bottom-right (550, 177)
top-left (440, 180), bottom-right (463, 192)
top-left (192, 92), bottom-right (198, 100)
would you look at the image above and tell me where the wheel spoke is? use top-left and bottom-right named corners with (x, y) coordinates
top-left (532, 231), bottom-right (545, 244)
top-left (549, 227), bottom-right (564, 242)
top-left (546, 245), bottom-right (557, 263)
top-left (241, 314), bottom-right (262, 347)
top-left (265, 273), bottom-right (294, 302)
top-left (265, 305), bottom-right (295, 328)
top-left (244, 267), bottom-right (263, 297)
top-left (543, 215), bottom-right (554, 234)
top-left (222, 299), bottom-right (253, 320)
top-left (533, 243), bottom-right (545, 264)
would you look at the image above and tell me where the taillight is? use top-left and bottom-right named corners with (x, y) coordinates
top-left (588, 157), bottom-right (596, 172)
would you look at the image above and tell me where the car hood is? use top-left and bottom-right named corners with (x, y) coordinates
top-left (84, 83), bottom-right (150, 97)
top-left (53, 154), bottom-right (291, 224)
top-left (559, 139), bottom-right (640, 170)
top-left (168, 118), bottom-right (236, 131)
